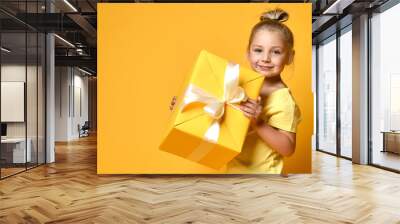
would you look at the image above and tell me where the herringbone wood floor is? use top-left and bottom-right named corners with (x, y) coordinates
top-left (1, 134), bottom-right (400, 224)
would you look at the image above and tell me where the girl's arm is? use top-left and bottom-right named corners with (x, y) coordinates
top-left (251, 121), bottom-right (296, 157)
top-left (240, 97), bottom-right (296, 157)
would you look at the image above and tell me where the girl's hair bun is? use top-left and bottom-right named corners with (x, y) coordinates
top-left (260, 8), bottom-right (289, 23)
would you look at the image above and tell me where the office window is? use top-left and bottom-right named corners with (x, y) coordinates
top-left (339, 27), bottom-right (352, 158)
top-left (317, 35), bottom-right (337, 154)
top-left (371, 3), bottom-right (400, 171)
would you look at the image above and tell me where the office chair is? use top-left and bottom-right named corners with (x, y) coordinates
top-left (79, 121), bottom-right (90, 138)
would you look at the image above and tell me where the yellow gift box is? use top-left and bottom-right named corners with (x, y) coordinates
top-left (159, 50), bottom-right (264, 169)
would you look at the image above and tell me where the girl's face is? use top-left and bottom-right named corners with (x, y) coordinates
top-left (247, 29), bottom-right (293, 78)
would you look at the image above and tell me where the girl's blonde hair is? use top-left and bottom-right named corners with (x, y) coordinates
top-left (247, 9), bottom-right (294, 52)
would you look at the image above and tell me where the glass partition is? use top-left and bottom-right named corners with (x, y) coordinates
top-left (0, 1), bottom-right (46, 179)
top-left (1, 30), bottom-right (28, 177)
top-left (317, 35), bottom-right (337, 155)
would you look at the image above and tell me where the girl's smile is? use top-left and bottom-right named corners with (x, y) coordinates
top-left (256, 64), bottom-right (274, 72)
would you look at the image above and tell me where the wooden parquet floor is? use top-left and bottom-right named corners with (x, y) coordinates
top-left (1, 134), bottom-right (400, 224)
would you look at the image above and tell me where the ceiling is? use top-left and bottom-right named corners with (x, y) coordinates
top-left (1, 0), bottom-right (97, 74)
top-left (0, 0), bottom-right (392, 75)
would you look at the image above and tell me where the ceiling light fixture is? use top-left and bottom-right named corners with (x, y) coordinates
top-left (322, 0), bottom-right (355, 15)
top-left (78, 67), bottom-right (93, 76)
top-left (54, 34), bottom-right (75, 48)
top-left (63, 0), bottom-right (78, 12)
top-left (1, 47), bottom-right (11, 53)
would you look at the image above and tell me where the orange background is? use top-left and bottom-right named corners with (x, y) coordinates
top-left (98, 3), bottom-right (312, 174)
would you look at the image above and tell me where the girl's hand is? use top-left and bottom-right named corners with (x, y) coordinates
top-left (239, 96), bottom-right (263, 125)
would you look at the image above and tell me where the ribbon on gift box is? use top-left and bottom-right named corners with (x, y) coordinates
top-left (181, 62), bottom-right (248, 162)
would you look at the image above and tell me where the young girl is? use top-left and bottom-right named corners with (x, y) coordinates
top-left (226, 9), bottom-right (301, 174)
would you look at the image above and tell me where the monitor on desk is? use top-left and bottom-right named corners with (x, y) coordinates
top-left (1, 123), bottom-right (7, 138)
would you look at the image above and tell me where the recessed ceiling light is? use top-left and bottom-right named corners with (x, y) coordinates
top-left (323, 0), bottom-right (355, 15)
top-left (77, 67), bottom-right (93, 76)
top-left (54, 34), bottom-right (75, 48)
top-left (1, 47), bottom-right (11, 53)
top-left (63, 0), bottom-right (78, 12)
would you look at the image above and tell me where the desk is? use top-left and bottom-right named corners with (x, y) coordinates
top-left (1, 138), bottom-right (31, 163)
top-left (381, 131), bottom-right (400, 154)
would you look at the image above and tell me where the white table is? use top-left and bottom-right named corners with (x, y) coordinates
top-left (1, 138), bottom-right (32, 163)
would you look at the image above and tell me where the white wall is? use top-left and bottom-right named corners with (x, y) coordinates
top-left (55, 66), bottom-right (70, 141)
top-left (55, 67), bottom-right (89, 141)
top-left (1, 65), bottom-right (38, 137)
top-left (72, 73), bottom-right (89, 138)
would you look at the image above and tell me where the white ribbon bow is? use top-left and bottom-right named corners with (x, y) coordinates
top-left (181, 62), bottom-right (247, 144)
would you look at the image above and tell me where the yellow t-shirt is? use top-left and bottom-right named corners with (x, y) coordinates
top-left (226, 88), bottom-right (301, 174)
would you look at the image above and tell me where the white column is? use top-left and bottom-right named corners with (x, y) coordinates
top-left (45, 1), bottom-right (55, 163)
top-left (352, 14), bottom-right (369, 164)
top-left (55, 67), bottom-right (73, 141)
top-left (46, 32), bottom-right (55, 163)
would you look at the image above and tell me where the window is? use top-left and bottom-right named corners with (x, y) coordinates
top-left (370, 3), bottom-right (400, 171)
top-left (317, 35), bottom-right (337, 155)
top-left (339, 27), bottom-right (352, 158)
